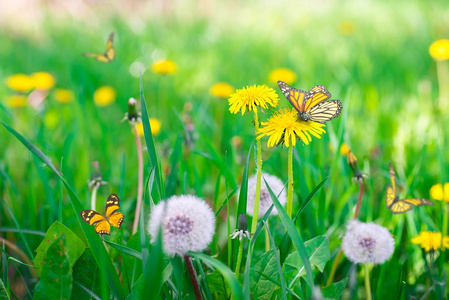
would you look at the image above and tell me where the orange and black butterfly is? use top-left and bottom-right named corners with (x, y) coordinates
top-left (80, 193), bottom-right (124, 236)
top-left (278, 81), bottom-right (342, 124)
top-left (386, 163), bottom-right (433, 214)
top-left (83, 33), bottom-right (115, 63)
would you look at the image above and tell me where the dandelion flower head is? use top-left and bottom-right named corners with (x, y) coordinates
top-left (93, 86), bottom-right (116, 107)
top-left (257, 108), bottom-right (326, 147)
top-left (5, 95), bottom-right (27, 108)
top-left (148, 195), bottom-right (215, 257)
top-left (210, 82), bottom-right (234, 98)
top-left (5, 74), bottom-right (34, 93)
top-left (429, 183), bottom-right (449, 202)
top-left (339, 143), bottom-right (351, 155)
top-left (268, 68), bottom-right (297, 85)
top-left (246, 173), bottom-right (287, 218)
top-left (429, 39), bottom-right (449, 61)
top-left (228, 85), bottom-right (279, 115)
top-left (53, 89), bottom-right (74, 103)
top-left (136, 118), bottom-right (162, 137)
top-left (151, 59), bottom-right (177, 74)
top-left (341, 220), bottom-right (394, 264)
top-left (32, 72), bottom-right (55, 90)
top-left (411, 231), bottom-right (449, 252)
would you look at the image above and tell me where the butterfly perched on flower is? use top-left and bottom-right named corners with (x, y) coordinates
top-left (278, 81), bottom-right (342, 123)
top-left (386, 163), bottom-right (433, 214)
top-left (83, 32), bottom-right (115, 63)
top-left (80, 193), bottom-right (124, 236)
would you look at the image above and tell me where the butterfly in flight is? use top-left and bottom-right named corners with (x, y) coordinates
top-left (386, 163), bottom-right (433, 214)
top-left (278, 81), bottom-right (342, 124)
top-left (83, 32), bottom-right (115, 63)
top-left (80, 193), bottom-right (124, 236)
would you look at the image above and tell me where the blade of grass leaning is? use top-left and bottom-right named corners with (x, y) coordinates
top-left (263, 221), bottom-right (287, 299)
top-left (215, 187), bottom-right (238, 216)
top-left (194, 258), bottom-right (213, 300)
top-left (279, 177), bottom-right (328, 264)
top-left (104, 241), bottom-right (142, 260)
top-left (0, 120), bottom-right (127, 300)
top-left (252, 269), bottom-right (300, 299)
top-left (139, 72), bottom-right (164, 202)
top-left (165, 135), bottom-right (182, 197)
top-left (189, 251), bottom-right (244, 300)
top-left (261, 174), bottom-right (314, 293)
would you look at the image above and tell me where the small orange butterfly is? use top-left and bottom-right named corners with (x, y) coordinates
top-left (83, 33), bottom-right (115, 63)
top-left (80, 193), bottom-right (124, 236)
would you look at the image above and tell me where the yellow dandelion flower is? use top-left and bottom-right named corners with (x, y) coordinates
top-left (136, 118), bottom-right (162, 136)
top-left (94, 86), bottom-right (116, 107)
top-left (228, 85), bottom-right (279, 115)
top-left (257, 108), bottom-right (326, 147)
top-left (339, 143), bottom-right (351, 155)
top-left (411, 231), bottom-right (449, 252)
top-left (5, 74), bottom-right (34, 92)
top-left (32, 72), bottom-right (55, 90)
top-left (5, 95), bottom-right (27, 107)
top-left (210, 82), bottom-right (234, 98)
top-left (53, 89), bottom-right (74, 103)
top-left (151, 59), bottom-right (177, 75)
top-left (268, 68), bottom-right (297, 85)
top-left (430, 183), bottom-right (449, 202)
top-left (338, 21), bottom-right (356, 35)
top-left (429, 39), bottom-right (449, 61)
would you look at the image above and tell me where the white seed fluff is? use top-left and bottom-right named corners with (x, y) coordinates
top-left (246, 173), bottom-right (287, 218)
top-left (341, 220), bottom-right (395, 264)
top-left (148, 195), bottom-right (215, 257)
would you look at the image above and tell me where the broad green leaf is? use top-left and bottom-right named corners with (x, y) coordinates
top-left (33, 234), bottom-right (72, 300)
top-left (34, 221), bottom-right (85, 277)
top-left (0, 279), bottom-right (9, 300)
top-left (71, 248), bottom-right (101, 300)
top-left (205, 270), bottom-right (230, 299)
top-left (249, 250), bottom-right (277, 299)
top-left (126, 263), bottom-right (173, 300)
top-left (284, 235), bottom-right (330, 286)
top-left (322, 277), bottom-right (348, 300)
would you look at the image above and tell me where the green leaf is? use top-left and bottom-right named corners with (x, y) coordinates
top-left (205, 270), bottom-right (230, 299)
top-left (33, 234), bottom-right (72, 300)
top-left (249, 250), bottom-right (277, 299)
top-left (0, 278), bottom-right (9, 300)
top-left (104, 240), bottom-right (142, 260)
top-left (34, 221), bottom-right (85, 277)
top-left (284, 235), bottom-right (330, 286)
top-left (71, 248), bottom-right (101, 300)
top-left (322, 277), bottom-right (348, 300)
top-left (126, 263), bottom-right (172, 300)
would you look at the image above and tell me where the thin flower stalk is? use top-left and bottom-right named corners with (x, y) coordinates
top-left (287, 145), bottom-right (293, 218)
top-left (353, 178), bottom-right (364, 219)
top-left (251, 109), bottom-right (263, 233)
top-left (90, 183), bottom-right (99, 210)
top-left (364, 264), bottom-right (372, 300)
top-left (234, 241), bottom-right (244, 279)
top-left (132, 124), bottom-right (144, 234)
top-left (184, 254), bottom-right (202, 300)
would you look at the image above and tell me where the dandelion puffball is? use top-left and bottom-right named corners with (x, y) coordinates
top-left (246, 173), bottom-right (287, 218)
top-left (148, 195), bottom-right (215, 257)
top-left (341, 220), bottom-right (394, 264)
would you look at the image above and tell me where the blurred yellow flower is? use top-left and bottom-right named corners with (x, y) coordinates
top-left (53, 89), bottom-right (74, 103)
top-left (429, 183), bottom-right (449, 202)
top-left (94, 86), bottom-right (116, 106)
top-left (411, 231), bottom-right (449, 252)
top-left (5, 95), bottom-right (27, 107)
top-left (228, 85), bottom-right (279, 115)
top-left (136, 118), bottom-right (162, 136)
top-left (151, 59), bottom-right (177, 74)
top-left (5, 74), bottom-right (34, 92)
top-left (210, 82), bottom-right (234, 98)
top-left (339, 143), bottom-right (351, 155)
top-left (268, 68), bottom-right (297, 85)
top-left (429, 39), bottom-right (449, 61)
top-left (32, 72), bottom-right (55, 90)
top-left (43, 109), bottom-right (60, 129)
top-left (338, 21), bottom-right (356, 35)
top-left (258, 108), bottom-right (326, 147)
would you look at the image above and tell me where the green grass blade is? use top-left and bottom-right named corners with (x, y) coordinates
top-left (263, 222), bottom-right (287, 299)
top-left (104, 241), bottom-right (142, 260)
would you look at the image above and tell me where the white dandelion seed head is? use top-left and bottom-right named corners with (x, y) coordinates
top-left (341, 220), bottom-right (395, 264)
top-left (245, 173), bottom-right (287, 218)
top-left (147, 195), bottom-right (216, 257)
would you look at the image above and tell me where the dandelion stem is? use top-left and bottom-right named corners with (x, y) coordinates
top-left (265, 222), bottom-right (270, 252)
top-left (287, 145), bottom-right (293, 218)
top-left (353, 178), bottom-right (364, 219)
top-left (184, 254), bottom-right (203, 300)
top-left (326, 248), bottom-right (343, 286)
top-left (235, 240), bottom-right (244, 279)
top-left (251, 109), bottom-right (263, 233)
top-left (364, 263), bottom-right (372, 300)
top-left (132, 124), bottom-right (144, 235)
top-left (90, 182), bottom-right (99, 210)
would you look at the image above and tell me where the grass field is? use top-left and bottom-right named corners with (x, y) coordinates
top-left (1, 0), bottom-right (449, 299)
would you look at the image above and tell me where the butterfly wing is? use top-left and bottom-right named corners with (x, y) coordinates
top-left (94, 220), bottom-right (111, 235)
top-left (308, 100), bottom-right (342, 123)
top-left (83, 53), bottom-right (109, 62)
top-left (104, 193), bottom-right (124, 228)
top-left (389, 201), bottom-right (413, 214)
top-left (278, 81), bottom-right (307, 113)
top-left (105, 32), bottom-right (115, 61)
top-left (80, 209), bottom-right (111, 235)
top-left (385, 186), bottom-right (396, 208)
top-left (402, 198), bottom-right (434, 207)
top-left (303, 85), bottom-right (331, 112)
top-left (388, 163), bottom-right (396, 193)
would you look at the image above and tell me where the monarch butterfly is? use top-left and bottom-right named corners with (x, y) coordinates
top-left (278, 81), bottom-right (342, 124)
top-left (83, 33), bottom-right (115, 63)
top-left (386, 163), bottom-right (433, 214)
top-left (80, 193), bottom-right (124, 236)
